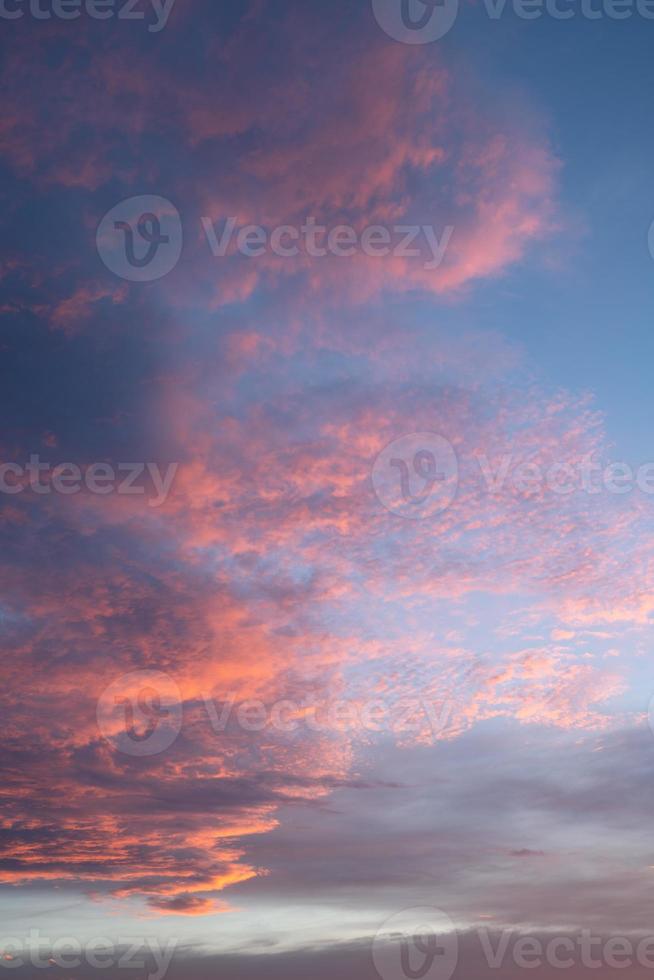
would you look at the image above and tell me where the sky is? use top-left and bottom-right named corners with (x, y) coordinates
top-left (1, 0), bottom-right (654, 977)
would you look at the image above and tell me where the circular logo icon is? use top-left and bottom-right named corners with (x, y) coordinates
top-left (372, 0), bottom-right (459, 43)
top-left (97, 670), bottom-right (183, 757)
top-left (96, 195), bottom-right (182, 282)
top-left (373, 906), bottom-right (458, 980)
top-left (372, 432), bottom-right (458, 519)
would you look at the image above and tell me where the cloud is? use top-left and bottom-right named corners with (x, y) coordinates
top-left (0, 0), bottom-right (560, 330)
top-left (0, 0), bottom-right (648, 932)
